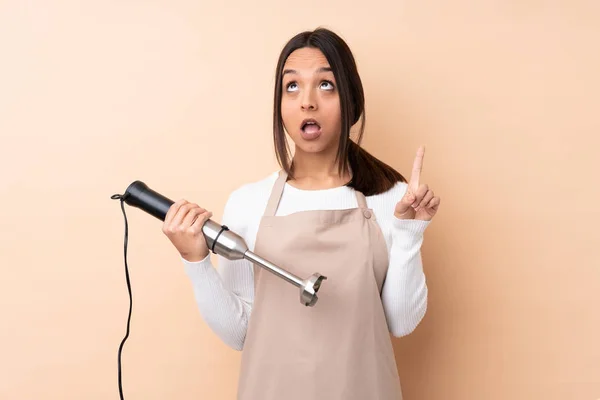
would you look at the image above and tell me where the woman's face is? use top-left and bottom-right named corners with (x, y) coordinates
top-left (280, 47), bottom-right (342, 156)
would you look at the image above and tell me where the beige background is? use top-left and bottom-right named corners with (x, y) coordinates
top-left (1, 1), bottom-right (599, 399)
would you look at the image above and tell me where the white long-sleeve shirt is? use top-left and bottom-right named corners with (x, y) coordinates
top-left (182, 171), bottom-right (430, 351)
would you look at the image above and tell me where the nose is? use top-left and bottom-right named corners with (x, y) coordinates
top-left (301, 89), bottom-right (318, 111)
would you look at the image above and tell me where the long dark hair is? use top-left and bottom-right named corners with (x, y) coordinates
top-left (272, 27), bottom-right (407, 196)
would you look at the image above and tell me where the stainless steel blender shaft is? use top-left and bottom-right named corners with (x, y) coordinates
top-left (203, 220), bottom-right (327, 307)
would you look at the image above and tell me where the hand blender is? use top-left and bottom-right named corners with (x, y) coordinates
top-left (119, 180), bottom-right (327, 307)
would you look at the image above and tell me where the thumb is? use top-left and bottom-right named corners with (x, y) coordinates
top-left (394, 191), bottom-right (416, 219)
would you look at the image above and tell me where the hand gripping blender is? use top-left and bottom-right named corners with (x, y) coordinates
top-left (120, 181), bottom-right (327, 307)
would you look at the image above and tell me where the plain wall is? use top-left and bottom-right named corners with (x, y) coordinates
top-left (1, 1), bottom-right (599, 399)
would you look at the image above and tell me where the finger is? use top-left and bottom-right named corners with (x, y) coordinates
top-left (171, 203), bottom-right (197, 228)
top-left (190, 210), bottom-right (213, 234)
top-left (416, 189), bottom-right (434, 210)
top-left (395, 191), bottom-right (416, 218)
top-left (426, 197), bottom-right (441, 212)
top-left (409, 146), bottom-right (425, 190)
top-left (164, 199), bottom-right (187, 225)
top-left (395, 204), bottom-right (415, 219)
top-left (182, 205), bottom-right (205, 228)
top-left (411, 183), bottom-right (429, 208)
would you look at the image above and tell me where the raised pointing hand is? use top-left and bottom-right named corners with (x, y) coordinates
top-left (394, 146), bottom-right (440, 221)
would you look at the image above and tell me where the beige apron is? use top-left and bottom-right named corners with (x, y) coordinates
top-left (237, 170), bottom-right (403, 400)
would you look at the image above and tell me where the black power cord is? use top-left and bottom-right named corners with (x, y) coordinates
top-left (111, 193), bottom-right (132, 400)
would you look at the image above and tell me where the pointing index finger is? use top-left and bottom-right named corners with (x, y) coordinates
top-left (409, 146), bottom-right (425, 191)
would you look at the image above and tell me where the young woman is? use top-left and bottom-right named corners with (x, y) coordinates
top-left (163, 27), bottom-right (440, 400)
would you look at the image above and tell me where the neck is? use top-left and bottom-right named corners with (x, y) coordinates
top-left (288, 147), bottom-right (351, 190)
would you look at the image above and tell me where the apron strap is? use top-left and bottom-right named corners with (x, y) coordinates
top-left (355, 190), bottom-right (368, 209)
top-left (264, 169), bottom-right (288, 217)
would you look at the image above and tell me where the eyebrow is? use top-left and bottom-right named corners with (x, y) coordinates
top-left (282, 66), bottom-right (333, 76)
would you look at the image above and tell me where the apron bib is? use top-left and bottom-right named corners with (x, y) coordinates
top-left (237, 170), bottom-right (403, 399)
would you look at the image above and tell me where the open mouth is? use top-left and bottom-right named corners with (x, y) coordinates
top-left (301, 118), bottom-right (322, 139)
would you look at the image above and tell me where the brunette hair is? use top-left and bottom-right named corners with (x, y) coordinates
top-left (272, 27), bottom-right (407, 196)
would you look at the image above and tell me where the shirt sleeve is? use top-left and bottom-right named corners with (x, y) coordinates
top-left (380, 184), bottom-right (430, 337)
top-left (182, 189), bottom-right (255, 351)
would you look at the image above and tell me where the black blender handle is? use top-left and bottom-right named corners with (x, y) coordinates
top-left (122, 181), bottom-right (174, 221)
